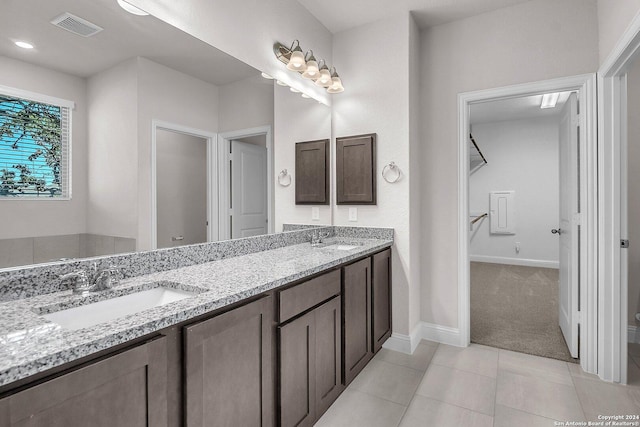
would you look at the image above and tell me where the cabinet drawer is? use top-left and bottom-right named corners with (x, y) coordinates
top-left (279, 270), bottom-right (341, 323)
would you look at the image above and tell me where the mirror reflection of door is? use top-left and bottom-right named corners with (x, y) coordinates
top-left (156, 129), bottom-right (208, 248)
top-left (231, 136), bottom-right (268, 238)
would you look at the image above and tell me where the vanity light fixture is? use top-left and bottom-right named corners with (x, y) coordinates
top-left (540, 92), bottom-right (560, 109)
top-left (285, 40), bottom-right (306, 71)
top-left (116, 0), bottom-right (149, 16)
top-left (301, 51), bottom-right (319, 79)
top-left (273, 40), bottom-right (344, 93)
top-left (314, 62), bottom-right (332, 87)
top-left (327, 67), bottom-right (344, 94)
top-left (14, 41), bottom-right (34, 49)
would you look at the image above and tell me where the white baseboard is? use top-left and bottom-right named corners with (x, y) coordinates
top-left (470, 255), bottom-right (559, 269)
top-left (421, 322), bottom-right (463, 347)
top-left (629, 325), bottom-right (640, 343)
top-left (384, 322), bottom-right (463, 354)
top-left (383, 325), bottom-right (421, 354)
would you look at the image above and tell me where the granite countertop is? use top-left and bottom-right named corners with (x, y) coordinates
top-left (0, 237), bottom-right (392, 388)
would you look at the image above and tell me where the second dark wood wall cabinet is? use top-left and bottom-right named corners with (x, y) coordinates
top-left (295, 139), bottom-right (330, 205)
top-left (336, 133), bottom-right (377, 205)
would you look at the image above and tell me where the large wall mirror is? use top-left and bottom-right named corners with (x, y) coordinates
top-left (0, 0), bottom-right (331, 269)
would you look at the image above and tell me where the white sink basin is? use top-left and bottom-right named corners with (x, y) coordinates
top-left (42, 287), bottom-right (196, 330)
top-left (331, 244), bottom-right (360, 251)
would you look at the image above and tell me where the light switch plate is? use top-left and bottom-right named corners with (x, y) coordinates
top-left (311, 207), bottom-right (320, 221)
top-left (348, 207), bottom-right (357, 222)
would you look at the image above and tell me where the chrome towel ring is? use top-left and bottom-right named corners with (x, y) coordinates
top-left (382, 162), bottom-right (401, 183)
top-left (278, 169), bottom-right (292, 187)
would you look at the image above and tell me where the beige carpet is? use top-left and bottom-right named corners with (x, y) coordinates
top-left (470, 262), bottom-right (578, 363)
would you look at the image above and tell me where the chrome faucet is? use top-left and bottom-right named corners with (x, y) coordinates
top-left (310, 230), bottom-right (331, 246)
top-left (60, 264), bottom-right (121, 295)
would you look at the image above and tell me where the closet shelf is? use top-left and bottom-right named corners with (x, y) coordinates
top-left (469, 133), bottom-right (488, 172)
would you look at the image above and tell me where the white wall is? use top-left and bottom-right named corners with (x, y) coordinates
top-left (469, 117), bottom-right (560, 267)
top-left (0, 56), bottom-right (88, 239)
top-left (218, 76), bottom-right (274, 133)
top-left (274, 84), bottom-right (331, 230)
top-left (332, 16), bottom-right (418, 337)
top-left (156, 130), bottom-right (208, 248)
top-left (137, 57), bottom-right (219, 250)
top-left (627, 58), bottom-right (640, 327)
top-left (420, 0), bottom-right (599, 328)
top-left (87, 58), bottom-right (138, 241)
top-left (131, 0), bottom-right (333, 105)
top-left (597, 0), bottom-right (640, 64)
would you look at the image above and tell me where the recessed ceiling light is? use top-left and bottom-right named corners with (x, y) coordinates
top-left (540, 93), bottom-right (560, 109)
top-left (290, 87), bottom-right (301, 93)
top-left (276, 80), bottom-right (288, 86)
top-left (116, 0), bottom-right (149, 16)
top-left (301, 94), bottom-right (311, 99)
top-left (261, 72), bottom-right (273, 79)
top-left (14, 41), bottom-right (34, 49)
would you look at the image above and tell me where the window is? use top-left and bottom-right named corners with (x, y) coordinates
top-left (0, 87), bottom-right (72, 199)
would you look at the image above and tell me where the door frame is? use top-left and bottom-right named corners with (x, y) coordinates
top-left (597, 12), bottom-right (640, 384)
top-left (218, 125), bottom-right (274, 240)
top-left (457, 74), bottom-right (598, 376)
top-left (150, 120), bottom-right (218, 249)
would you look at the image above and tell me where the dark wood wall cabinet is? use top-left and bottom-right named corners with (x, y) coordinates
top-left (0, 248), bottom-right (392, 427)
top-left (336, 133), bottom-right (377, 205)
top-left (295, 139), bottom-right (330, 205)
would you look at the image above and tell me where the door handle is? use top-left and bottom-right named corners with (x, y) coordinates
top-left (551, 229), bottom-right (562, 235)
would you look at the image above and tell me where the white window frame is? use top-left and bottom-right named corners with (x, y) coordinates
top-left (0, 84), bottom-right (75, 200)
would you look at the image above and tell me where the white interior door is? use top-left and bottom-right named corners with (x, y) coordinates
top-left (558, 92), bottom-right (580, 358)
top-left (231, 140), bottom-right (268, 238)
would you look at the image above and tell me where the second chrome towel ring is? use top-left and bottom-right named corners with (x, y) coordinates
top-left (382, 162), bottom-right (401, 183)
top-left (278, 169), bottom-right (292, 187)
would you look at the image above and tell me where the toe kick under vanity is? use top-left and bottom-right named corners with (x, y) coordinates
top-left (0, 226), bottom-right (393, 427)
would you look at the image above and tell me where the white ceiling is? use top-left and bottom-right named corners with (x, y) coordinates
top-left (298, 0), bottom-right (533, 33)
top-left (0, 0), bottom-right (258, 86)
top-left (470, 91), bottom-right (573, 125)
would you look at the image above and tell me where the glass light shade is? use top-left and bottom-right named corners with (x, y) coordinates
top-left (286, 49), bottom-right (307, 71)
top-left (302, 59), bottom-right (319, 79)
top-left (314, 68), bottom-right (332, 87)
top-left (327, 76), bottom-right (344, 93)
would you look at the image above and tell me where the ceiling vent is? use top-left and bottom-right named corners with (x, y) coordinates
top-left (50, 13), bottom-right (103, 37)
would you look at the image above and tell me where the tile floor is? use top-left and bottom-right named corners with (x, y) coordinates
top-left (315, 341), bottom-right (640, 427)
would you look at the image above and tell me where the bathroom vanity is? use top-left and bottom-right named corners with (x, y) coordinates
top-left (0, 227), bottom-right (392, 426)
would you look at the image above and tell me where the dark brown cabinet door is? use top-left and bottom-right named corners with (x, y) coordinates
top-left (336, 133), bottom-right (376, 205)
top-left (0, 336), bottom-right (168, 427)
top-left (184, 296), bottom-right (273, 427)
top-left (295, 139), bottom-right (329, 205)
top-left (342, 257), bottom-right (373, 385)
top-left (279, 310), bottom-right (316, 427)
top-left (278, 296), bottom-right (342, 427)
top-left (314, 296), bottom-right (342, 417)
top-left (372, 249), bottom-right (392, 353)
